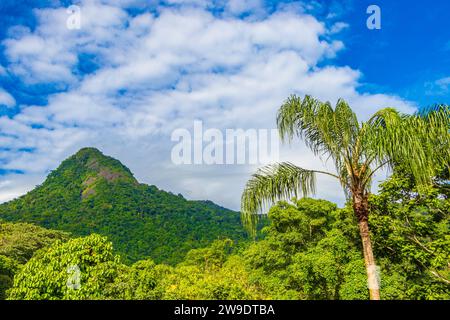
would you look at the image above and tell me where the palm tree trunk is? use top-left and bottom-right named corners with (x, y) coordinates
top-left (353, 192), bottom-right (380, 300)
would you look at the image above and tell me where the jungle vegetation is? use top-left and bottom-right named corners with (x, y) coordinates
top-left (0, 99), bottom-right (448, 300)
top-left (0, 148), bottom-right (249, 265)
top-left (241, 96), bottom-right (449, 299)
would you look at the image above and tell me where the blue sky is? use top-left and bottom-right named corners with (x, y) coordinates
top-left (0, 0), bottom-right (449, 209)
top-left (2, 0), bottom-right (449, 111)
top-left (331, 0), bottom-right (450, 107)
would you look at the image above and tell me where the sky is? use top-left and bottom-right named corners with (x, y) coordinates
top-left (0, 0), bottom-right (449, 210)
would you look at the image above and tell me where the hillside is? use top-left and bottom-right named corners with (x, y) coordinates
top-left (0, 148), bottom-right (248, 264)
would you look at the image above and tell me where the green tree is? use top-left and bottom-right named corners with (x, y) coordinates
top-left (105, 259), bottom-right (172, 300)
top-left (0, 255), bottom-right (18, 299)
top-left (162, 239), bottom-right (263, 300)
top-left (107, 239), bottom-right (264, 300)
top-left (370, 165), bottom-right (450, 299)
top-left (241, 95), bottom-right (449, 299)
top-left (243, 198), bottom-right (367, 300)
top-left (7, 234), bottom-right (123, 300)
top-left (0, 222), bottom-right (69, 264)
top-left (0, 222), bottom-right (69, 299)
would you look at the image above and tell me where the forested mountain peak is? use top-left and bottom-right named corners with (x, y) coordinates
top-left (45, 147), bottom-right (138, 199)
top-left (0, 148), bottom-right (247, 264)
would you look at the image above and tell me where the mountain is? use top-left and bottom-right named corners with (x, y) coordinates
top-left (0, 148), bottom-right (248, 264)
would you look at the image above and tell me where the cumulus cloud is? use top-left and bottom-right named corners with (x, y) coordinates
top-left (0, 88), bottom-right (16, 107)
top-left (0, 0), bottom-right (416, 209)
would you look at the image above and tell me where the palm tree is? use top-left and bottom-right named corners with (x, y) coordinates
top-left (241, 95), bottom-right (449, 300)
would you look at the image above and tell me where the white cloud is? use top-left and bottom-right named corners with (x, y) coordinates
top-left (0, 174), bottom-right (45, 203)
top-left (0, 1), bottom-right (417, 210)
top-left (4, 33), bottom-right (77, 84)
top-left (425, 76), bottom-right (450, 96)
top-left (0, 88), bottom-right (15, 107)
top-left (436, 77), bottom-right (450, 88)
top-left (226, 0), bottom-right (264, 15)
top-left (329, 22), bottom-right (349, 34)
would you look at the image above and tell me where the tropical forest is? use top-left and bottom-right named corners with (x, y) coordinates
top-left (0, 0), bottom-right (449, 305)
top-left (0, 96), bottom-right (448, 300)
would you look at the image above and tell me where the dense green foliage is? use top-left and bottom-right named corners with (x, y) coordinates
top-left (7, 234), bottom-right (122, 300)
top-left (242, 199), bottom-right (365, 300)
top-left (1, 147), bottom-right (448, 300)
top-left (242, 97), bottom-right (449, 231)
top-left (241, 96), bottom-right (449, 300)
top-left (369, 165), bottom-right (450, 299)
top-left (5, 169), bottom-right (448, 300)
top-left (0, 148), bottom-right (248, 264)
top-left (0, 222), bottom-right (69, 299)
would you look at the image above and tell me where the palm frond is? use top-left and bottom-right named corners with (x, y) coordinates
top-left (365, 106), bottom-right (450, 188)
top-left (279, 96), bottom-right (351, 166)
top-left (276, 95), bottom-right (361, 186)
top-left (241, 162), bottom-right (317, 236)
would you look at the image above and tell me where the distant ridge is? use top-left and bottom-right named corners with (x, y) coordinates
top-left (0, 148), bottom-right (248, 264)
